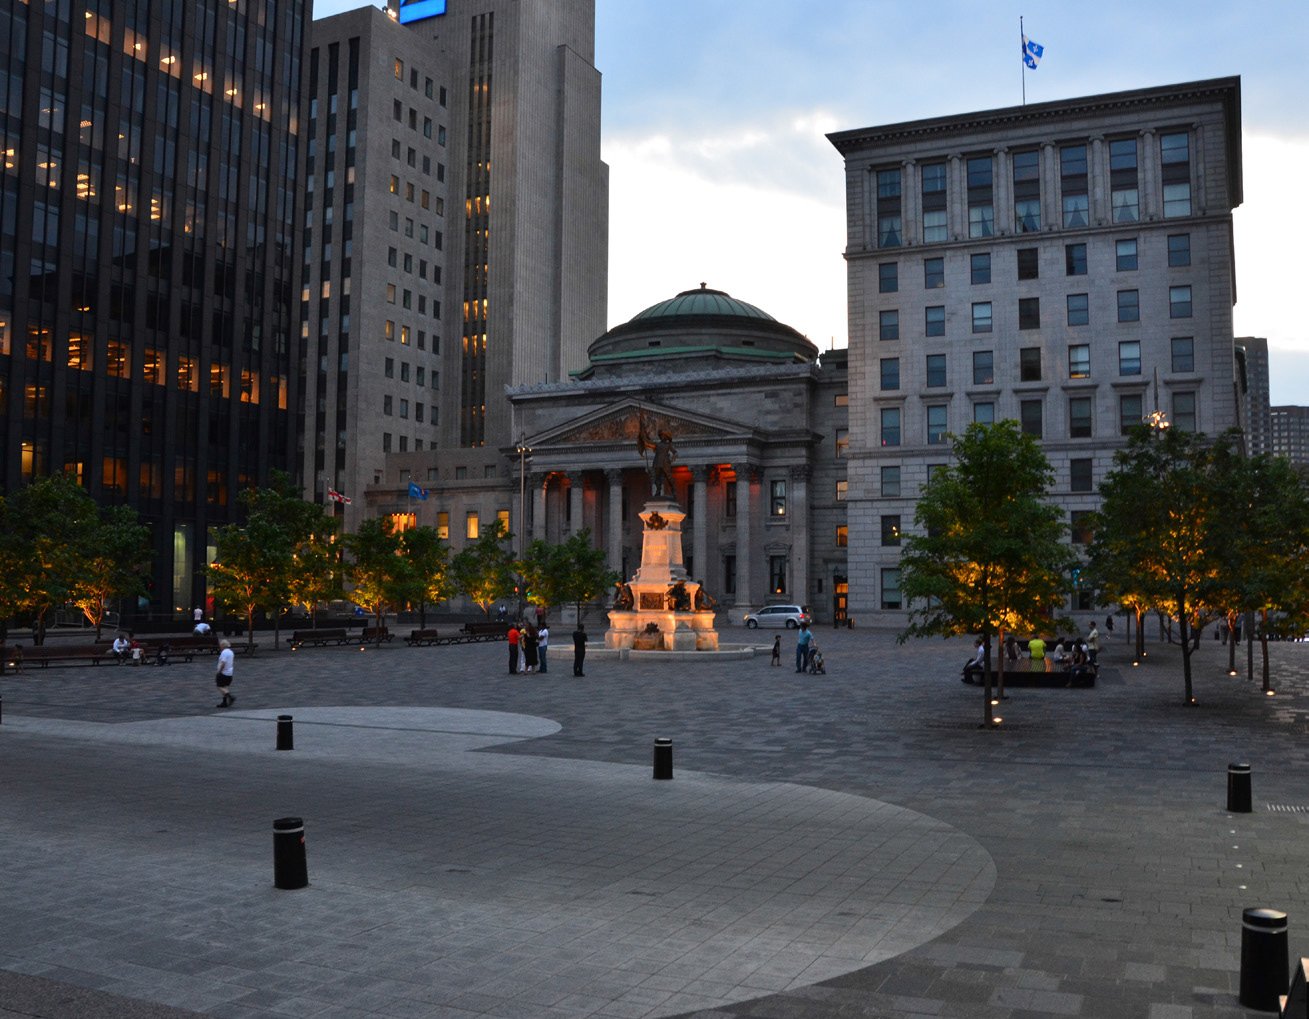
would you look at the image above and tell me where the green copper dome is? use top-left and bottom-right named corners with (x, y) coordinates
top-left (631, 285), bottom-right (775, 323)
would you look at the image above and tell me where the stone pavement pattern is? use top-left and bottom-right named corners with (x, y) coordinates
top-left (2, 625), bottom-right (1308, 1018)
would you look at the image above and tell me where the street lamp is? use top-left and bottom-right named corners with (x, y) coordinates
top-left (514, 435), bottom-right (532, 558)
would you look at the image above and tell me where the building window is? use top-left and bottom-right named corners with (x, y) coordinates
top-left (972, 302), bottom-right (992, 333)
top-left (927, 405), bottom-right (948, 445)
top-left (881, 466), bottom-right (901, 497)
top-left (1017, 247), bottom-right (1039, 281)
top-left (925, 306), bottom-right (945, 337)
top-left (383, 395), bottom-right (393, 415)
top-left (881, 515), bottom-right (902, 547)
top-left (435, 511), bottom-right (449, 539)
top-left (770, 479), bottom-right (787, 517)
top-left (973, 402), bottom-right (995, 425)
top-left (879, 309), bottom-right (899, 341)
top-left (1173, 391), bottom-right (1197, 431)
top-left (1068, 345), bottom-right (1090, 379)
top-left (1071, 510), bottom-right (1094, 546)
top-left (1012, 150), bottom-right (1041, 232)
top-left (1119, 393), bottom-right (1144, 434)
top-left (921, 162), bottom-right (948, 242)
top-left (1169, 286), bottom-right (1192, 318)
top-left (1161, 132), bottom-right (1192, 218)
top-left (1018, 297), bottom-right (1040, 330)
top-left (835, 429), bottom-right (849, 457)
top-left (971, 252), bottom-right (991, 285)
top-left (879, 262), bottom-right (898, 293)
top-left (881, 568), bottom-right (902, 610)
top-left (723, 555), bottom-right (736, 595)
top-left (1060, 143), bottom-right (1089, 227)
top-left (1168, 233), bottom-right (1191, 267)
top-left (465, 512), bottom-right (479, 540)
top-left (1118, 340), bottom-right (1142, 376)
top-left (1019, 347), bottom-right (1042, 382)
top-left (383, 432), bottom-right (392, 452)
top-left (1171, 337), bottom-right (1195, 373)
top-left (1020, 399), bottom-right (1043, 438)
top-left (1070, 458), bottom-right (1093, 493)
top-left (925, 353), bottom-right (946, 387)
top-left (1065, 243), bottom-right (1087, 276)
top-left (835, 393), bottom-right (849, 407)
top-left (1069, 397), bottom-right (1093, 438)
top-left (1117, 290), bottom-right (1140, 323)
top-left (1067, 293), bottom-right (1089, 326)
top-left (880, 408), bottom-right (901, 447)
top-left (769, 555), bottom-right (787, 595)
top-left (836, 480), bottom-right (848, 502)
top-left (876, 168), bottom-right (902, 248)
top-left (880, 357), bottom-right (900, 391)
top-left (835, 525), bottom-right (848, 548)
top-left (1109, 137), bottom-right (1139, 222)
top-left (972, 350), bottom-right (994, 386)
top-left (967, 156), bottom-right (994, 238)
top-left (1115, 238), bottom-right (1138, 271)
top-left (924, 257), bottom-right (945, 289)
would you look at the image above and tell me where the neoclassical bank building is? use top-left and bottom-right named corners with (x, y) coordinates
top-left (370, 287), bottom-right (851, 622)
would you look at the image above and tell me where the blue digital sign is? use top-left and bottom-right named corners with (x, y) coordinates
top-left (398, 0), bottom-right (447, 23)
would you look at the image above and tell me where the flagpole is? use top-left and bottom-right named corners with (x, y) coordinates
top-left (1020, 16), bottom-right (1026, 106)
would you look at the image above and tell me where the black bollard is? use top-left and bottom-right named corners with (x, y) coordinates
top-left (1239, 908), bottom-right (1288, 1011)
top-left (653, 737), bottom-right (673, 780)
top-left (1228, 762), bottom-right (1253, 813)
top-left (276, 714), bottom-right (294, 751)
top-left (273, 817), bottom-right (308, 889)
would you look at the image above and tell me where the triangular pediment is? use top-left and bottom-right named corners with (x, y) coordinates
top-left (531, 399), bottom-right (751, 449)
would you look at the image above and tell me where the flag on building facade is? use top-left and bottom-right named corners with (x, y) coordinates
top-left (1022, 34), bottom-right (1044, 69)
top-left (407, 481), bottom-right (429, 500)
top-left (327, 486), bottom-right (352, 505)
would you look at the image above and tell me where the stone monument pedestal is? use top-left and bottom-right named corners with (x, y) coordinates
top-left (605, 498), bottom-right (719, 652)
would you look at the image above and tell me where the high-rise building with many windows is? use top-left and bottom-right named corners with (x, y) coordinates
top-left (828, 78), bottom-right (1243, 618)
top-left (0, 1), bottom-right (307, 614)
top-left (1236, 336), bottom-right (1271, 455)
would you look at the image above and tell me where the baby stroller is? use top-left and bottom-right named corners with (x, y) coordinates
top-left (806, 643), bottom-right (826, 674)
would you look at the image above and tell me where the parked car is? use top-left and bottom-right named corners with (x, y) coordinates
top-left (743, 604), bottom-right (810, 629)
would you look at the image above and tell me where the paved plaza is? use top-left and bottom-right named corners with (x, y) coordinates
top-left (2, 623), bottom-right (1308, 1018)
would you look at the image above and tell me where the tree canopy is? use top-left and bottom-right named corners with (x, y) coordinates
top-left (450, 518), bottom-right (516, 616)
top-left (517, 529), bottom-right (616, 624)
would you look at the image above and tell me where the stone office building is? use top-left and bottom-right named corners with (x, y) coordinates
top-left (374, 286), bottom-right (851, 621)
top-left (827, 77), bottom-right (1243, 619)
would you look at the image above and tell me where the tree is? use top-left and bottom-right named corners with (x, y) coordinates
top-left (209, 515), bottom-right (292, 651)
top-left (517, 530), bottom-right (616, 624)
top-left (70, 504), bottom-right (153, 640)
top-left (343, 517), bottom-right (411, 638)
top-left (1088, 426), bottom-right (1217, 704)
top-left (399, 525), bottom-right (454, 627)
top-left (450, 519), bottom-right (516, 616)
top-left (897, 422), bottom-right (1075, 727)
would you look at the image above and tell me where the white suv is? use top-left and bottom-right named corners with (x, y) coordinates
top-left (743, 605), bottom-right (810, 629)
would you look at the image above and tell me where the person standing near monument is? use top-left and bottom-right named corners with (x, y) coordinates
top-left (507, 623), bottom-right (520, 674)
top-left (572, 623), bottom-right (587, 676)
top-left (537, 623), bottom-right (549, 673)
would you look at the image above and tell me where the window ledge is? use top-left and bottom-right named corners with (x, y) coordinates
top-left (1013, 382), bottom-right (1050, 393)
top-left (919, 390), bottom-right (955, 399)
top-left (965, 387), bottom-right (1001, 397)
top-left (1061, 380), bottom-right (1098, 392)
top-left (1110, 379), bottom-right (1150, 390)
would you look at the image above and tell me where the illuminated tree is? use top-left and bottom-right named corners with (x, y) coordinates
top-left (398, 525), bottom-right (454, 628)
top-left (209, 516), bottom-right (291, 651)
top-left (343, 516), bottom-right (411, 637)
top-left (71, 504), bottom-right (153, 640)
top-left (517, 530), bottom-right (617, 625)
top-left (898, 422), bottom-right (1075, 726)
top-left (450, 518), bottom-right (516, 616)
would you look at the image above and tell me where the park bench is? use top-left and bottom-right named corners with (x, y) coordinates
top-left (459, 621), bottom-right (509, 642)
top-left (287, 628), bottom-right (350, 649)
top-left (405, 629), bottom-right (443, 646)
top-left (15, 644), bottom-right (114, 669)
top-left (962, 663), bottom-right (1097, 689)
top-left (360, 626), bottom-right (393, 644)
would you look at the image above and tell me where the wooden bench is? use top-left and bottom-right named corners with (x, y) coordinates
top-left (288, 628), bottom-right (350, 649)
top-left (360, 626), bottom-right (393, 644)
top-left (15, 644), bottom-right (114, 669)
top-left (459, 621), bottom-right (509, 642)
top-left (962, 664), bottom-right (1097, 689)
top-left (405, 629), bottom-right (443, 646)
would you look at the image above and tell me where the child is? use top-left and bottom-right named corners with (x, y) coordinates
top-left (770, 634), bottom-right (781, 666)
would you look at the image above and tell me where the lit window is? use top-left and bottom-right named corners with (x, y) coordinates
top-left (1068, 345), bottom-right (1090, 379)
top-left (770, 479), bottom-right (787, 517)
top-left (881, 515), bottom-right (901, 547)
top-left (466, 512), bottom-right (479, 539)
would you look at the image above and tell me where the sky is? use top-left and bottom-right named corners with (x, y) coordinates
top-left (315, 0), bottom-right (1309, 403)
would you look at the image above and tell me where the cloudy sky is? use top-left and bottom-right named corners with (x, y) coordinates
top-left (316, 0), bottom-right (1309, 403)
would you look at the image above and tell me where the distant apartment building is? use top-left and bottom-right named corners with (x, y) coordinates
top-left (0, 1), bottom-right (307, 614)
top-left (1236, 336), bottom-right (1271, 454)
top-left (828, 77), bottom-right (1243, 618)
top-left (1270, 406), bottom-right (1309, 466)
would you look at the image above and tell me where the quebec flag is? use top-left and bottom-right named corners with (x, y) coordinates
top-left (1022, 34), bottom-right (1044, 69)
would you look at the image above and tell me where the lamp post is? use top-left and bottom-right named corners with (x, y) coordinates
top-left (514, 435), bottom-right (532, 559)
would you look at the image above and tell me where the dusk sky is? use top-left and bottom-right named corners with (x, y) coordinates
top-left (315, 0), bottom-right (1309, 403)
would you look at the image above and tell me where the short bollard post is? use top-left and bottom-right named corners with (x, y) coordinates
top-left (652, 737), bottom-right (673, 780)
top-left (1228, 762), bottom-right (1253, 813)
top-left (1239, 907), bottom-right (1288, 1011)
top-left (276, 714), bottom-right (294, 751)
top-left (273, 817), bottom-right (308, 890)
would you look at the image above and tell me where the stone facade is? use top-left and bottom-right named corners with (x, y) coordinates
top-left (828, 77), bottom-right (1244, 619)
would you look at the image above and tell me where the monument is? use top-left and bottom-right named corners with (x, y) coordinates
top-left (605, 419), bottom-right (720, 651)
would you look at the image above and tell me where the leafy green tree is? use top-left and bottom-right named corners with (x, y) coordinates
top-left (897, 421), bottom-right (1075, 726)
top-left (399, 525), bottom-right (454, 628)
top-left (344, 516), bottom-right (411, 638)
top-left (71, 504), bottom-right (153, 640)
top-left (450, 518), bottom-right (516, 616)
top-left (1088, 426), bottom-right (1216, 704)
top-left (517, 530), bottom-right (616, 624)
top-left (209, 515), bottom-right (292, 651)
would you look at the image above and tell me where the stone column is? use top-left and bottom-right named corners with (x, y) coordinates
top-left (1139, 129), bottom-right (1157, 220)
top-left (567, 473), bottom-right (584, 536)
top-left (1089, 135), bottom-right (1107, 226)
top-left (901, 158), bottom-right (918, 247)
top-left (995, 147), bottom-right (1012, 236)
top-left (532, 474), bottom-right (548, 543)
top-left (690, 466), bottom-right (708, 585)
top-left (948, 152), bottom-right (965, 239)
top-left (734, 464), bottom-right (753, 606)
top-left (789, 465), bottom-right (810, 609)
top-left (1041, 142), bottom-right (1058, 230)
top-left (605, 469), bottom-right (623, 573)
top-left (1193, 123), bottom-right (1206, 215)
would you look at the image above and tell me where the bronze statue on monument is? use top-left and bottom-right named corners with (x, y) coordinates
top-left (637, 412), bottom-right (678, 500)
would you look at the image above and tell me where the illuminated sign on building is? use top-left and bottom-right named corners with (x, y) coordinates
top-left (398, 0), bottom-right (448, 23)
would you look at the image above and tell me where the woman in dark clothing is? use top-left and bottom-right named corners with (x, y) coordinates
top-left (522, 625), bottom-right (539, 674)
top-left (572, 624), bottom-right (587, 676)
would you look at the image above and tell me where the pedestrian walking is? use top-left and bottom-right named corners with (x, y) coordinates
top-left (572, 623), bottom-right (587, 676)
top-left (507, 623), bottom-right (519, 674)
top-left (1104, 614), bottom-right (1114, 636)
top-left (215, 639), bottom-right (236, 708)
top-left (1086, 621), bottom-right (1100, 665)
top-left (537, 623), bottom-right (549, 673)
top-left (770, 634), bottom-right (781, 666)
top-left (795, 623), bottom-right (813, 673)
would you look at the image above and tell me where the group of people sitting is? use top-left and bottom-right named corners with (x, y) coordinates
top-left (962, 623), bottom-right (1100, 687)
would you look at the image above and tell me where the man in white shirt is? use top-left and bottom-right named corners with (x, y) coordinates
top-left (111, 634), bottom-right (129, 663)
top-left (537, 624), bottom-right (549, 673)
top-left (215, 639), bottom-right (236, 708)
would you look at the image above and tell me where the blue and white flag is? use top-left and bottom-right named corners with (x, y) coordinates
top-left (1022, 34), bottom-right (1044, 69)
top-left (407, 481), bottom-right (429, 501)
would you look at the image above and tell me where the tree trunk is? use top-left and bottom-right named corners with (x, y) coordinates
top-left (420, 601), bottom-right (427, 629)
top-left (1135, 608), bottom-right (1146, 661)
top-left (996, 627), bottom-right (1007, 702)
top-left (1179, 601), bottom-right (1194, 704)
top-left (246, 606), bottom-right (255, 652)
top-left (1261, 609), bottom-right (1271, 693)
top-left (1227, 612), bottom-right (1238, 673)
